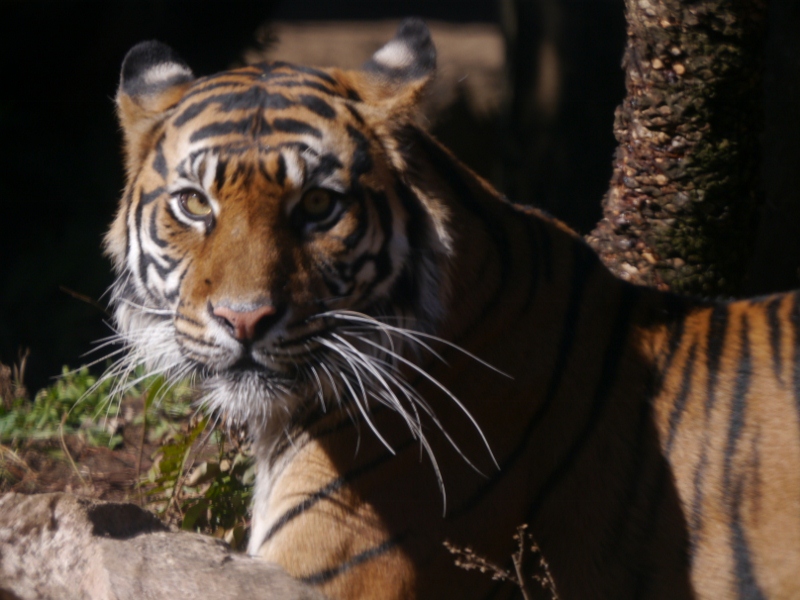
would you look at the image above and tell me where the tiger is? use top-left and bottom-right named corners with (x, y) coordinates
top-left (106, 18), bottom-right (800, 600)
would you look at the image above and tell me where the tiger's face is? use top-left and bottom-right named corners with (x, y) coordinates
top-left (107, 23), bottom-right (450, 429)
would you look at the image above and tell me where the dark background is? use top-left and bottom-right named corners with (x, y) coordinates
top-left (0, 0), bottom-right (625, 392)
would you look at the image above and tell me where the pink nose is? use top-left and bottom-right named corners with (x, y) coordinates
top-left (212, 304), bottom-right (278, 341)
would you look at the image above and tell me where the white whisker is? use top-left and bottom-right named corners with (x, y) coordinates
top-left (342, 328), bottom-right (498, 469)
top-left (320, 310), bottom-right (511, 378)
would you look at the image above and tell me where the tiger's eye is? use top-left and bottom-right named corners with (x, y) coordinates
top-left (301, 189), bottom-right (333, 219)
top-left (180, 191), bottom-right (212, 218)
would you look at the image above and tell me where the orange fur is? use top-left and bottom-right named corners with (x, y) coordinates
top-left (108, 22), bottom-right (800, 599)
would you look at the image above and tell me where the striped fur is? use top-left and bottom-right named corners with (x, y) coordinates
top-left (106, 20), bottom-right (800, 599)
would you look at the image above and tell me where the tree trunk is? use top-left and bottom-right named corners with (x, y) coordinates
top-left (587, 0), bottom-right (767, 295)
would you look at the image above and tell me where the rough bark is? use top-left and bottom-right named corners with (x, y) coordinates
top-left (587, 0), bottom-right (767, 295)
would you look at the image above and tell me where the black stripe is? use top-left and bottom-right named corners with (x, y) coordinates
top-left (272, 118), bottom-right (322, 138)
top-left (266, 78), bottom-right (338, 96)
top-left (298, 94), bottom-right (336, 119)
top-left (152, 134), bottom-right (168, 179)
top-left (791, 292), bottom-right (800, 425)
top-left (766, 296), bottom-right (783, 383)
top-left (722, 315), bottom-right (751, 489)
top-left (214, 158), bottom-right (228, 193)
top-left (134, 189), bottom-right (167, 298)
top-left (344, 103), bottom-right (366, 124)
top-left (161, 198), bottom-right (190, 231)
top-left (167, 262), bottom-right (191, 304)
top-left (391, 181), bottom-right (439, 320)
top-left (229, 162), bottom-right (255, 187)
top-left (139, 186), bottom-right (165, 205)
top-left (686, 303), bottom-right (730, 559)
top-left (525, 283), bottom-right (638, 523)
top-left (183, 142), bottom-right (306, 163)
top-left (705, 304), bottom-right (730, 416)
top-left (138, 248), bottom-right (180, 284)
top-left (450, 244), bottom-right (595, 518)
top-left (119, 187), bottom-right (134, 260)
top-left (356, 190), bottom-right (394, 298)
top-left (346, 124), bottom-right (373, 182)
top-left (178, 79), bottom-right (251, 103)
top-left (261, 439), bottom-right (414, 544)
top-left (188, 115), bottom-right (271, 142)
top-left (275, 140), bottom-right (315, 155)
top-left (300, 535), bottom-right (402, 586)
top-left (665, 341), bottom-right (698, 455)
top-left (148, 208), bottom-right (169, 248)
top-left (174, 330), bottom-right (217, 348)
top-left (730, 476), bottom-right (766, 600)
top-left (688, 435), bottom-right (709, 559)
top-left (342, 195), bottom-right (369, 250)
top-left (275, 153), bottom-right (287, 187)
top-left (268, 62), bottom-right (339, 86)
top-left (721, 314), bottom-right (765, 599)
top-left (174, 312), bottom-right (204, 328)
top-left (656, 294), bottom-right (689, 386)
top-left (321, 272), bottom-right (349, 297)
top-left (307, 153), bottom-right (344, 182)
top-left (173, 88), bottom-right (293, 126)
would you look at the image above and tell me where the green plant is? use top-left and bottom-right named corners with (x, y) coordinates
top-left (0, 360), bottom-right (253, 544)
top-left (145, 418), bottom-right (254, 548)
top-left (0, 365), bottom-right (120, 447)
top-left (0, 365), bottom-right (194, 448)
top-left (181, 445), bottom-right (254, 548)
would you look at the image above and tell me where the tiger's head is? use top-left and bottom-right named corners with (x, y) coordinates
top-left (106, 20), bottom-right (453, 432)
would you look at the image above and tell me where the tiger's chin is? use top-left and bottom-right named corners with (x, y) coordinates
top-left (198, 364), bottom-right (310, 434)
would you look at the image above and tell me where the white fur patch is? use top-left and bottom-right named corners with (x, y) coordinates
top-left (372, 40), bottom-right (415, 70)
top-left (142, 62), bottom-right (193, 87)
top-left (283, 151), bottom-right (304, 189)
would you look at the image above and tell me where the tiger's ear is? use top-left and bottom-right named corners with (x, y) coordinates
top-left (346, 19), bottom-right (436, 125)
top-left (116, 41), bottom-right (195, 174)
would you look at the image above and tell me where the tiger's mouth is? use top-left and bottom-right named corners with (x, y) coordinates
top-left (226, 355), bottom-right (277, 375)
top-left (209, 327), bottom-right (338, 385)
top-left (219, 361), bottom-right (298, 385)
top-left (216, 350), bottom-right (305, 381)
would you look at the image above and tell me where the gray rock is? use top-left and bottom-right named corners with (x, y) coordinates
top-left (0, 492), bottom-right (324, 599)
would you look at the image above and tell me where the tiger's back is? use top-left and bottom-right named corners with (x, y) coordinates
top-left (107, 20), bottom-right (800, 599)
top-left (651, 295), bottom-right (800, 598)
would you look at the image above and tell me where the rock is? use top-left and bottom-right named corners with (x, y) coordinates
top-left (0, 493), bottom-right (324, 600)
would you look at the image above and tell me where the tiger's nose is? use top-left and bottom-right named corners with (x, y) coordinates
top-left (211, 303), bottom-right (279, 342)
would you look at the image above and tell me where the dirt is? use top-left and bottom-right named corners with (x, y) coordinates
top-left (1, 395), bottom-right (159, 503)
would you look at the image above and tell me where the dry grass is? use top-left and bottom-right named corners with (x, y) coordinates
top-left (445, 524), bottom-right (559, 599)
